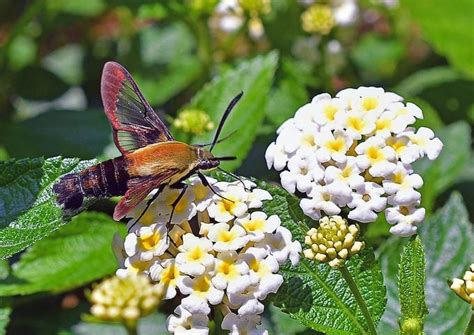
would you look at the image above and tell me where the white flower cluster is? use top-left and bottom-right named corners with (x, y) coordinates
top-left (266, 87), bottom-right (443, 237)
top-left (114, 176), bottom-right (301, 334)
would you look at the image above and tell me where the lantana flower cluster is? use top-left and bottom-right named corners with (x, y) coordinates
top-left (114, 176), bottom-right (301, 334)
top-left (266, 87), bottom-right (443, 237)
top-left (450, 263), bottom-right (474, 307)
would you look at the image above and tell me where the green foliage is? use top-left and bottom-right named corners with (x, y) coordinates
top-left (0, 212), bottom-right (125, 296)
top-left (400, 0), bottom-right (474, 77)
top-left (0, 157), bottom-right (95, 260)
top-left (260, 183), bottom-right (386, 334)
top-left (189, 52), bottom-right (279, 170)
top-left (72, 313), bottom-right (168, 335)
top-left (413, 122), bottom-right (471, 213)
top-left (398, 236), bottom-right (428, 334)
top-left (378, 193), bottom-right (474, 335)
top-left (0, 307), bottom-right (11, 335)
top-left (12, 66), bottom-right (69, 101)
top-left (352, 34), bottom-right (405, 81)
top-left (2, 109), bottom-right (111, 159)
top-left (267, 304), bottom-right (308, 335)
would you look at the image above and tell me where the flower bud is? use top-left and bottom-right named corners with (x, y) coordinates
top-left (88, 275), bottom-right (163, 323)
top-left (173, 109), bottom-right (214, 135)
top-left (238, 0), bottom-right (271, 16)
top-left (301, 4), bottom-right (335, 35)
top-left (304, 215), bottom-right (365, 268)
top-left (449, 263), bottom-right (474, 307)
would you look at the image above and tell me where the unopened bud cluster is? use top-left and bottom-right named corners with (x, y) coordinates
top-left (88, 275), bottom-right (163, 323)
top-left (450, 263), bottom-right (474, 307)
top-left (303, 215), bottom-right (364, 268)
top-left (173, 109), bottom-right (214, 135)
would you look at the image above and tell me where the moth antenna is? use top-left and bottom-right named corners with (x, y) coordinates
top-left (197, 130), bottom-right (238, 148)
top-left (217, 167), bottom-right (248, 190)
top-left (210, 92), bottom-right (243, 152)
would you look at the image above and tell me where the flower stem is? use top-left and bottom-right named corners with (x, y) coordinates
top-left (124, 321), bottom-right (138, 335)
top-left (464, 310), bottom-right (474, 335)
top-left (339, 265), bottom-right (377, 335)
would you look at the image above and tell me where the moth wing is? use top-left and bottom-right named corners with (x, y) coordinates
top-left (101, 61), bottom-right (173, 154)
top-left (113, 168), bottom-right (180, 220)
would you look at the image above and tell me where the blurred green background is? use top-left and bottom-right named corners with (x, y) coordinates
top-left (0, 0), bottom-right (473, 334)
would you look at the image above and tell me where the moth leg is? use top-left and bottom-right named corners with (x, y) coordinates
top-left (128, 185), bottom-right (165, 233)
top-left (216, 167), bottom-right (248, 190)
top-left (166, 184), bottom-right (189, 231)
top-left (197, 172), bottom-right (234, 203)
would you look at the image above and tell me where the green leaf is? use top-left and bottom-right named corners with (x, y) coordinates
top-left (394, 67), bottom-right (462, 97)
top-left (136, 23), bottom-right (200, 105)
top-left (189, 52), bottom-right (279, 171)
top-left (400, 0), bottom-right (474, 77)
top-left (266, 78), bottom-right (308, 130)
top-left (1, 109), bottom-right (112, 159)
top-left (378, 193), bottom-right (474, 335)
top-left (0, 307), bottom-right (11, 335)
top-left (45, 0), bottom-right (106, 16)
top-left (351, 34), bottom-right (405, 81)
top-left (260, 184), bottom-right (386, 334)
top-left (398, 236), bottom-right (428, 334)
top-left (268, 304), bottom-right (310, 335)
top-left (0, 157), bottom-right (96, 260)
top-left (413, 122), bottom-right (470, 213)
top-left (42, 44), bottom-right (84, 85)
top-left (0, 212), bottom-right (125, 296)
top-left (135, 56), bottom-right (201, 106)
top-left (72, 313), bottom-right (168, 335)
top-left (411, 98), bottom-right (444, 131)
top-left (12, 66), bottom-right (69, 101)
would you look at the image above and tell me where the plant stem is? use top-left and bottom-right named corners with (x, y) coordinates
top-left (339, 265), bottom-right (377, 335)
top-left (124, 321), bottom-right (138, 335)
top-left (464, 310), bottom-right (474, 335)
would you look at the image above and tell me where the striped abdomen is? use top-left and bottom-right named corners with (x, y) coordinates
top-left (53, 157), bottom-right (129, 210)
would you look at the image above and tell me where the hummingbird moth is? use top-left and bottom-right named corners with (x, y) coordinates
top-left (53, 61), bottom-right (242, 223)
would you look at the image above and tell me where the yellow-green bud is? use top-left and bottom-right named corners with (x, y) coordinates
top-left (400, 318), bottom-right (423, 335)
top-left (187, 0), bottom-right (218, 14)
top-left (239, 0), bottom-right (271, 16)
top-left (173, 109), bottom-right (214, 135)
top-left (301, 4), bottom-right (335, 35)
top-left (304, 216), bottom-right (365, 268)
top-left (88, 275), bottom-right (163, 323)
top-left (450, 263), bottom-right (474, 307)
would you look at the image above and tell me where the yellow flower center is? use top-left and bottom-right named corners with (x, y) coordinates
top-left (217, 260), bottom-right (239, 278)
top-left (376, 119), bottom-right (391, 131)
top-left (324, 105), bottom-right (338, 121)
top-left (129, 260), bottom-right (152, 273)
top-left (218, 196), bottom-right (238, 214)
top-left (161, 264), bottom-right (179, 286)
top-left (387, 138), bottom-right (406, 154)
top-left (139, 231), bottom-right (161, 250)
top-left (341, 166), bottom-right (353, 179)
top-left (187, 246), bottom-right (205, 261)
top-left (326, 137), bottom-right (346, 153)
top-left (301, 134), bottom-right (316, 147)
top-left (362, 97), bottom-right (379, 111)
top-left (393, 172), bottom-right (405, 184)
top-left (347, 116), bottom-right (364, 132)
top-left (193, 275), bottom-right (211, 296)
top-left (242, 218), bottom-right (265, 232)
top-left (217, 229), bottom-right (237, 243)
top-left (367, 146), bottom-right (385, 162)
top-left (249, 259), bottom-right (270, 277)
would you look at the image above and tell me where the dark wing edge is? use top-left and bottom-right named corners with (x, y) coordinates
top-left (101, 61), bottom-right (173, 154)
top-left (113, 168), bottom-right (179, 220)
